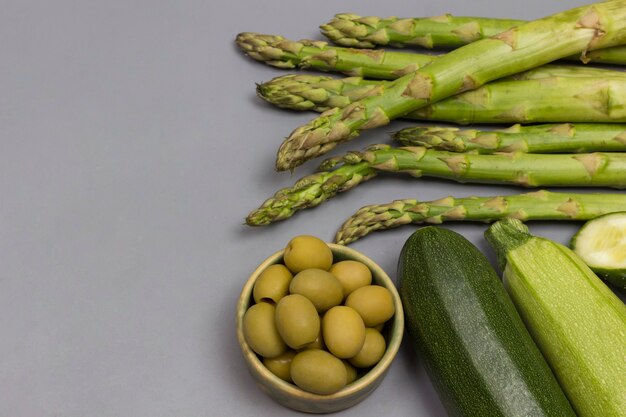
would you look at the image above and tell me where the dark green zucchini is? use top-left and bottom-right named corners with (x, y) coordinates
top-left (397, 227), bottom-right (575, 417)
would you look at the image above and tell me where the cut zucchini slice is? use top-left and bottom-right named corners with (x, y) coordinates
top-left (571, 212), bottom-right (626, 290)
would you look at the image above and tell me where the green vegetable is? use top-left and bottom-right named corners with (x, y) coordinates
top-left (289, 269), bottom-right (343, 313)
top-left (322, 306), bottom-right (365, 359)
top-left (344, 285), bottom-right (395, 327)
top-left (238, 32), bottom-right (626, 82)
top-left (394, 123), bottom-right (626, 153)
top-left (349, 328), bottom-right (386, 368)
top-left (253, 264), bottom-right (293, 304)
top-left (335, 190), bottom-right (626, 245)
top-left (320, 145), bottom-right (626, 187)
top-left (246, 144), bottom-right (626, 226)
top-left (290, 349), bottom-right (347, 395)
top-left (243, 302), bottom-right (287, 358)
top-left (236, 32), bottom-right (435, 80)
top-left (283, 235), bottom-right (333, 272)
top-left (263, 350), bottom-right (296, 382)
top-left (275, 294), bottom-right (320, 349)
top-left (257, 73), bottom-right (626, 125)
top-left (321, 13), bottom-right (626, 65)
top-left (301, 327), bottom-right (324, 351)
top-left (246, 160), bottom-right (376, 226)
top-left (571, 212), bottom-right (626, 289)
top-left (343, 361), bottom-right (357, 383)
top-left (398, 227), bottom-right (576, 417)
top-left (485, 219), bottom-right (626, 417)
top-left (276, 1), bottom-right (626, 170)
top-left (329, 260), bottom-right (372, 298)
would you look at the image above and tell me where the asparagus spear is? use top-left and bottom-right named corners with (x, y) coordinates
top-left (257, 73), bottom-right (626, 124)
top-left (393, 123), bottom-right (626, 153)
top-left (276, 1), bottom-right (626, 170)
top-left (238, 32), bottom-right (626, 82)
top-left (321, 14), bottom-right (529, 48)
top-left (257, 74), bottom-right (386, 112)
top-left (321, 13), bottom-right (626, 65)
top-left (236, 33), bottom-right (436, 79)
top-left (334, 191), bottom-right (626, 244)
top-left (323, 145), bottom-right (626, 187)
top-left (247, 144), bottom-right (626, 225)
top-left (246, 160), bottom-right (377, 226)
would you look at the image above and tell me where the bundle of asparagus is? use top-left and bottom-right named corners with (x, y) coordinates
top-left (272, 1), bottom-right (626, 170)
top-left (237, 1), bottom-right (626, 243)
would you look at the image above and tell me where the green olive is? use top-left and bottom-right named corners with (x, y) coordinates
top-left (275, 294), bottom-right (320, 349)
top-left (289, 268), bottom-right (343, 313)
top-left (349, 328), bottom-right (386, 368)
top-left (300, 324), bottom-right (325, 350)
top-left (242, 302), bottom-right (286, 358)
top-left (343, 361), bottom-right (358, 384)
top-left (290, 349), bottom-right (347, 395)
top-left (283, 235), bottom-right (333, 273)
top-left (263, 350), bottom-right (297, 382)
top-left (345, 285), bottom-right (395, 327)
top-left (372, 323), bottom-right (385, 332)
top-left (322, 306), bottom-right (366, 359)
top-left (329, 260), bottom-right (372, 298)
top-left (253, 264), bottom-right (293, 304)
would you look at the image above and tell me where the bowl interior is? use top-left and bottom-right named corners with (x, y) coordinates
top-left (236, 243), bottom-right (404, 413)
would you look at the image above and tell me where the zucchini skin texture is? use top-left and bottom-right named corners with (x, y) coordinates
top-left (486, 220), bottom-right (626, 417)
top-left (398, 227), bottom-right (576, 417)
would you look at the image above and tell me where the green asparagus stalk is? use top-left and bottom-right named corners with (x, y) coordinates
top-left (276, 1), bottom-right (626, 170)
top-left (257, 74), bottom-right (386, 112)
top-left (393, 123), bottom-right (626, 153)
top-left (323, 145), bottom-right (626, 187)
top-left (257, 73), bottom-right (626, 124)
top-left (237, 32), bottom-right (626, 82)
top-left (247, 144), bottom-right (626, 225)
top-left (245, 160), bottom-right (377, 226)
top-left (321, 13), bottom-right (626, 65)
top-left (334, 190), bottom-right (626, 244)
top-left (321, 14), bottom-right (534, 48)
top-left (236, 33), bottom-right (436, 80)
top-left (412, 75), bottom-right (626, 125)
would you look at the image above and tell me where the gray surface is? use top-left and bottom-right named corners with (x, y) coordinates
top-left (0, 1), bottom-right (620, 416)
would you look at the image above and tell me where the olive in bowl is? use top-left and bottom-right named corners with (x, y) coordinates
top-left (236, 237), bottom-right (404, 414)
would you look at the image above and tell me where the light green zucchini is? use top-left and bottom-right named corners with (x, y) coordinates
top-left (486, 219), bottom-right (626, 417)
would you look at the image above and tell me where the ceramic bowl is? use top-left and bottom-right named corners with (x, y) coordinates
top-left (236, 243), bottom-right (404, 414)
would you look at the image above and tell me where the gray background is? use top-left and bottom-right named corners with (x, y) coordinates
top-left (1, 0), bottom-right (622, 416)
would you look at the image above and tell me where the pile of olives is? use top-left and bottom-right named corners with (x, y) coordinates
top-left (242, 235), bottom-right (396, 395)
